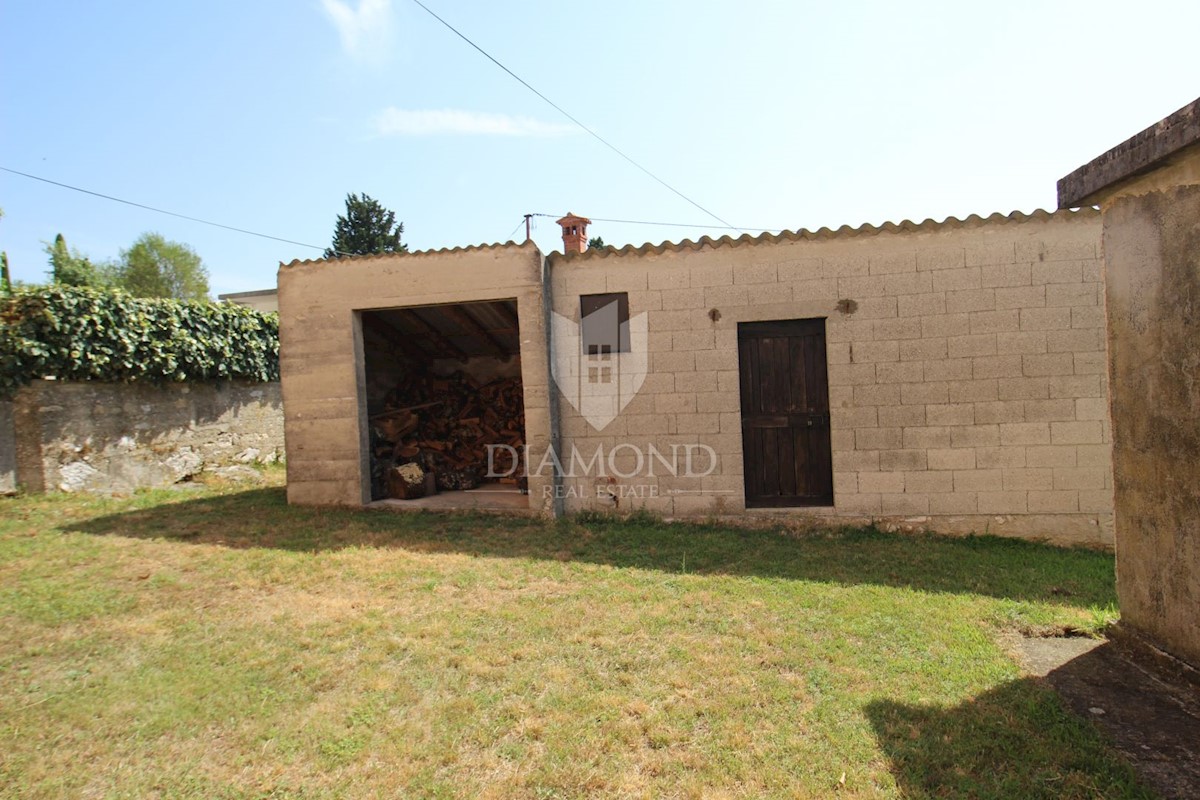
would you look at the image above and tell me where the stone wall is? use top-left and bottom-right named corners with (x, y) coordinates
top-left (10, 380), bottom-right (284, 494)
top-left (0, 401), bottom-right (15, 494)
top-left (277, 242), bottom-right (554, 510)
top-left (549, 209), bottom-right (1113, 546)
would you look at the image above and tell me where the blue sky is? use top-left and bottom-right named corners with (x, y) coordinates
top-left (2, 1), bottom-right (1198, 297)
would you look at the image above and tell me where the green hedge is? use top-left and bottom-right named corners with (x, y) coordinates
top-left (0, 286), bottom-right (279, 399)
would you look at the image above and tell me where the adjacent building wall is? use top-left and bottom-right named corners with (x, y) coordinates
top-left (1092, 146), bottom-right (1200, 667)
top-left (1057, 97), bottom-right (1200, 669)
top-left (549, 209), bottom-right (1112, 545)
top-left (10, 380), bottom-right (283, 494)
top-left (277, 243), bottom-right (554, 510)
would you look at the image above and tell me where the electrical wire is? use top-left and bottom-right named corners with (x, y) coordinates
top-left (505, 218), bottom-right (526, 242)
top-left (2, 167), bottom-right (779, 258)
top-left (407, 0), bottom-right (740, 233)
top-left (530, 212), bottom-right (778, 232)
top-left (0, 166), bottom-right (341, 255)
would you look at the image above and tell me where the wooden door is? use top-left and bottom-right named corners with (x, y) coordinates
top-left (738, 319), bottom-right (833, 507)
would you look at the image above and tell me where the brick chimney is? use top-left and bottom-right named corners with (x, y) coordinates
top-left (556, 212), bottom-right (591, 254)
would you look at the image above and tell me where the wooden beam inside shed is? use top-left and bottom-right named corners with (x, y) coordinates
top-left (440, 304), bottom-right (510, 359)
top-left (398, 308), bottom-right (469, 361)
top-left (362, 313), bottom-right (426, 362)
top-left (492, 300), bottom-right (520, 332)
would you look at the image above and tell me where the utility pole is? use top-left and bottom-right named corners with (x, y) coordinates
top-left (524, 214), bottom-right (532, 243)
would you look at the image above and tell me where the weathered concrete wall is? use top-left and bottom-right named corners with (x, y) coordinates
top-left (11, 380), bottom-right (284, 494)
top-left (277, 243), bottom-right (554, 510)
top-left (550, 209), bottom-right (1113, 546)
top-left (1101, 165), bottom-right (1200, 667)
top-left (0, 401), bottom-right (15, 494)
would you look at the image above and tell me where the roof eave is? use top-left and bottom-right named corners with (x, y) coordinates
top-left (1057, 96), bottom-right (1200, 209)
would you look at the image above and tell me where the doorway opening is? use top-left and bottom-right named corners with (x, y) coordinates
top-left (359, 299), bottom-right (527, 510)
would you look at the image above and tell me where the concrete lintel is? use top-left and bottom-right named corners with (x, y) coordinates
top-left (1057, 96), bottom-right (1200, 208)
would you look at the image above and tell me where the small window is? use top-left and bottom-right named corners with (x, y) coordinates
top-left (580, 293), bottom-right (630, 354)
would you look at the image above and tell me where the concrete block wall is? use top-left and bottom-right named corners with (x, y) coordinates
top-left (277, 243), bottom-right (555, 511)
top-left (549, 209), bottom-right (1113, 545)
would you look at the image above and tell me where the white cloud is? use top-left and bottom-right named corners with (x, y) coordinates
top-left (372, 108), bottom-right (578, 137)
top-left (321, 0), bottom-right (394, 62)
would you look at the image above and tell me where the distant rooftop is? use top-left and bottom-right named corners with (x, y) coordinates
top-left (218, 288), bottom-right (278, 314)
top-left (218, 289), bottom-right (277, 300)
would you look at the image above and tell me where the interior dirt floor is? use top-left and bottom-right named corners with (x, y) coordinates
top-left (372, 483), bottom-right (530, 512)
top-left (1016, 635), bottom-right (1200, 800)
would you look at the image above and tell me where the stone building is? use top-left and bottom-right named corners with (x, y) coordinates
top-left (279, 203), bottom-right (1114, 546)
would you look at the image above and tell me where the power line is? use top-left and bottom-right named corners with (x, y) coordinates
top-left (407, 0), bottom-right (740, 233)
top-left (0, 166), bottom-right (338, 255)
top-left (2, 165), bottom-right (780, 259)
top-left (530, 212), bottom-right (778, 233)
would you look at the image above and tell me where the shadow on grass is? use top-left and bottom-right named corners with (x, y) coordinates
top-left (63, 486), bottom-right (1117, 606)
top-left (864, 672), bottom-right (1154, 799)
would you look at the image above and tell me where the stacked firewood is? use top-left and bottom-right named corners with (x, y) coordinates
top-left (370, 371), bottom-right (525, 498)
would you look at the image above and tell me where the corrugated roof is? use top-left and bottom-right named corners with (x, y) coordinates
top-left (281, 207), bottom-right (1098, 270)
top-left (552, 207), bottom-right (1099, 262)
top-left (280, 239), bottom-right (538, 270)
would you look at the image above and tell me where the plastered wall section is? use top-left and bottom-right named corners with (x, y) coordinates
top-left (549, 210), bottom-right (1112, 546)
top-left (10, 380), bottom-right (283, 494)
top-left (1097, 149), bottom-right (1200, 667)
top-left (277, 243), bottom-right (554, 511)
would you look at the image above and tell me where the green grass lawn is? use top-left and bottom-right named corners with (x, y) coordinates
top-left (0, 471), bottom-right (1150, 799)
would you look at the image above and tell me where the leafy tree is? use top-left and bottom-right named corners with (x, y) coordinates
top-left (587, 236), bottom-right (605, 250)
top-left (325, 192), bottom-right (408, 258)
top-left (113, 233), bottom-right (210, 301)
top-left (45, 233), bottom-right (109, 287)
